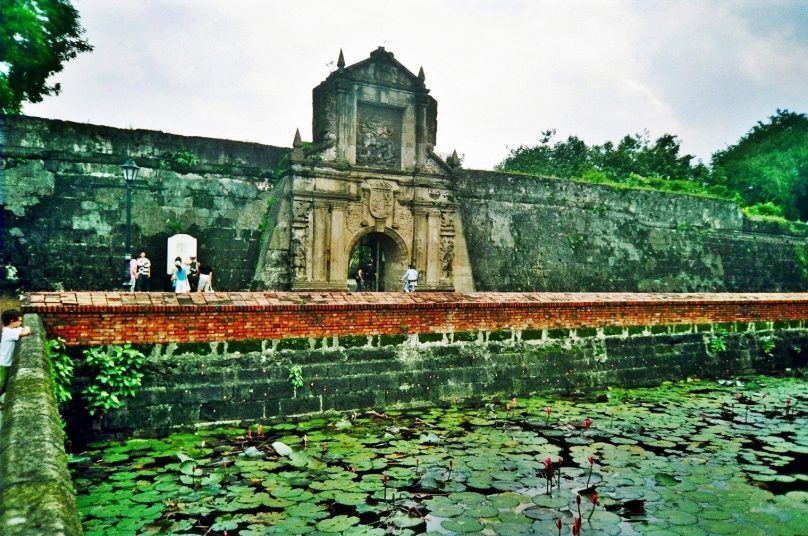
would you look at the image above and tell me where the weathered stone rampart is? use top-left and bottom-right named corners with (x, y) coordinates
top-left (1, 114), bottom-right (287, 292)
top-left (0, 315), bottom-right (81, 536)
top-left (4, 115), bottom-right (808, 294)
top-left (455, 170), bottom-right (808, 292)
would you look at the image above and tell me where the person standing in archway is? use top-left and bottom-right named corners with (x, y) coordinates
top-left (364, 259), bottom-right (376, 291)
top-left (400, 264), bottom-right (418, 292)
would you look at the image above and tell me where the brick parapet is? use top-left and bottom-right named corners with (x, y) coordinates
top-left (22, 291), bottom-right (808, 346)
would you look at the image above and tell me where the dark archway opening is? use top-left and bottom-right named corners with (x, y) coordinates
top-left (348, 232), bottom-right (405, 291)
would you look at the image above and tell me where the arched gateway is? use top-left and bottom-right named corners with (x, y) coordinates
top-left (253, 48), bottom-right (473, 292)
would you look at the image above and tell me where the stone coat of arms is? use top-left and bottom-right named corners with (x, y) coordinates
top-left (368, 181), bottom-right (394, 219)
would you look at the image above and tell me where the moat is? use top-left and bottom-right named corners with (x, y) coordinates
top-left (71, 374), bottom-right (808, 535)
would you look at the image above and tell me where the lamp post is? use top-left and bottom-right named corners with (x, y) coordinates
top-left (121, 159), bottom-right (139, 287)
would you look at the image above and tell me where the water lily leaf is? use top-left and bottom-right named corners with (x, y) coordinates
top-left (316, 515), bottom-right (360, 532)
top-left (243, 446), bottom-right (264, 458)
top-left (532, 495), bottom-right (567, 508)
top-left (389, 511), bottom-right (424, 528)
top-left (440, 516), bottom-right (484, 532)
top-left (335, 417), bottom-right (353, 429)
top-left (654, 473), bottom-right (679, 486)
top-left (287, 502), bottom-right (329, 520)
top-left (179, 460), bottom-right (202, 476)
top-left (332, 491), bottom-right (368, 506)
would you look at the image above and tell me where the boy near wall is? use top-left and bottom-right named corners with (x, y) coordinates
top-left (0, 309), bottom-right (31, 403)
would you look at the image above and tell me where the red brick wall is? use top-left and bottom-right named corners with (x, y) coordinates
top-left (22, 291), bottom-right (808, 346)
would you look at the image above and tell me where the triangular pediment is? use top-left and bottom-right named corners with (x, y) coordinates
top-left (344, 47), bottom-right (425, 91)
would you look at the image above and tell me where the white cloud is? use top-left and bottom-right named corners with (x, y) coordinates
top-left (24, 0), bottom-right (808, 169)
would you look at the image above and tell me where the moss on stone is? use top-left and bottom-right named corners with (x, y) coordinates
top-left (452, 331), bottom-right (478, 342)
top-left (627, 326), bottom-right (646, 335)
top-left (418, 333), bottom-right (444, 344)
top-left (547, 328), bottom-right (568, 339)
top-left (603, 326), bottom-right (623, 336)
top-left (277, 337), bottom-right (310, 351)
top-left (650, 325), bottom-right (669, 334)
top-left (488, 330), bottom-right (512, 342)
top-left (338, 335), bottom-right (368, 348)
top-left (521, 329), bottom-right (544, 341)
top-left (576, 327), bottom-right (597, 338)
top-left (226, 339), bottom-right (264, 354)
top-left (379, 334), bottom-right (407, 347)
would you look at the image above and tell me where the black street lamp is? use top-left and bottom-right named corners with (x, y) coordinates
top-left (121, 159), bottom-right (140, 288)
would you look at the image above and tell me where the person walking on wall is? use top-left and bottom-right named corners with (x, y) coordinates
top-left (171, 256), bottom-right (191, 293)
top-left (197, 261), bottom-right (214, 292)
top-left (0, 309), bottom-right (31, 404)
top-left (400, 264), bottom-right (418, 293)
top-left (128, 254), bottom-right (138, 292)
top-left (135, 250), bottom-right (151, 291)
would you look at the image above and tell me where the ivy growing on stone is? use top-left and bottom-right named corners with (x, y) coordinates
top-left (81, 344), bottom-right (146, 416)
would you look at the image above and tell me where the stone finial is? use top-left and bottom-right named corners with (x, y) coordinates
top-left (448, 150), bottom-right (461, 169)
top-left (418, 66), bottom-right (425, 82)
top-left (337, 49), bottom-right (345, 70)
top-left (291, 129), bottom-right (304, 162)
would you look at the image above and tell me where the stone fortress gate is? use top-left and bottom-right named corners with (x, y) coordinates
top-left (253, 48), bottom-right (474, 292)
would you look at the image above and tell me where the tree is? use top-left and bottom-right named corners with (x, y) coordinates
top-left (0, 0), bottom-right (92, 114)
top-left (497, 129), bottom-right (705, 183)
top-left (711, 110), bottom-right (808, 220)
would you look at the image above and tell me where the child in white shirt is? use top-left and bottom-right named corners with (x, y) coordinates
top-left (1, 309), bottom-right (31, 401)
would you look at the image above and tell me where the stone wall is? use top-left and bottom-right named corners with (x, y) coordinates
top-left (23, 291), bottom-right (808, 347)
top-left (1, 115), bottom-right (287, 291)
top-left (0, 314), bottom-right (82, 536)
top-left (455, 170), bottom-right (808, 292)
top-left (63, 319), bottom-right (806, 439)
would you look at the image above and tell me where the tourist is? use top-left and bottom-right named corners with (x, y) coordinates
top-left (400, 264), bottom-right (418, 292)
top-left (0, 309), bottom-right (31, 402)
top-left (171, 256), bottom-right (191, 293)
top-left (135, 250), bottom-right (151, 291)
top-left (364, 259), bottom-right (376, 291)
top-left (128, 253), bottom-right (138, 292)
top-left (197, 261), bottom-right (214, 292)
top-left (354, 263), bottom-right (365, 292)
top-left (188, 255), bottom-right (200, 292)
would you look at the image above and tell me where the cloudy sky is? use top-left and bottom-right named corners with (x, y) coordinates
top-left (24, 0), bottom-right (808, 170)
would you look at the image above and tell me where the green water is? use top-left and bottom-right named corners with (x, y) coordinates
top-left (71, 375), bottom-right (808, 535)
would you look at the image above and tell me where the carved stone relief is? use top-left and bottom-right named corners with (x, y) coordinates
top-left (440, 210), bottom-right (455, 231)
top-left (442, 236), bottom-right (454, 279)
top-left (293, 200), bottom-right (311, 222)
top-left (356, 103), bottom-right (402, 168)
top-left (396, 205), bottom-right (413, 239)
top-left (346, 203), bottom-right (363, 234)
top-left (292, 228), bottom-right (308, 279)
top-left (368, 180), bottom-right (394, 220)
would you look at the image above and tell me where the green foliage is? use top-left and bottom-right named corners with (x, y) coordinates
top-left (0, 0), bottom-right (93, 114)
top-left (497, 129), bottom-right (710, 186)
top-left (707, 328), bottom-right (728, 355)
top-left (711, 110), bottom-right (808, 221)
top-left (760, 335), bottom-right (776, 357)
top-left (288, 364), bottom-right (304, 390)
top-left (46, 337), bottom-right (73, 407)
top-left (81, 344), bottom-right (146, 416)
top-left (171, 149), bottom-right (198, 172)
top-left (743, 202), bottom-right (785, 218)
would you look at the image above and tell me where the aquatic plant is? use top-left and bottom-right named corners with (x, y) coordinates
top-left (69, 374), bottom-right (808, 535)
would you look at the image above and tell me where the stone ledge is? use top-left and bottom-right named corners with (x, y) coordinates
top-left (0, 315), bottom-right (82, 536)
